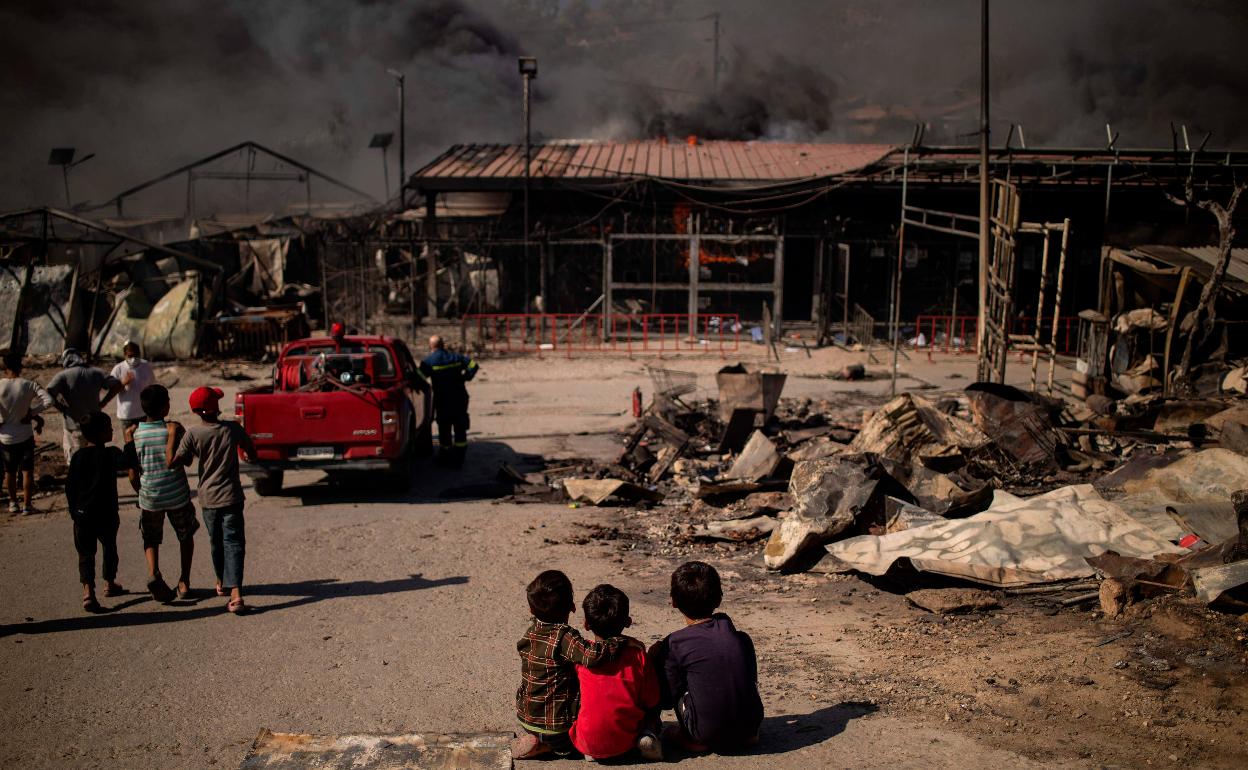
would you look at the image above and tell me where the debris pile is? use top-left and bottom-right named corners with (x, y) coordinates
top-left (498, 362), bottom-right (1248, 614)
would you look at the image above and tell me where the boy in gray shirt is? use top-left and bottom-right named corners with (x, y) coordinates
top-left (171, 386), bottom-right (256, 613)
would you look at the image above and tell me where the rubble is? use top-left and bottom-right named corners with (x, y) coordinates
top-left (904, 588), bottom-right (1000, 614)
top-left (763, 454), bottom-right (913, 572)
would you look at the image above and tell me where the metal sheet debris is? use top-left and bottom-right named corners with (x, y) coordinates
top-left (822, 485), bottom-right (1185, 587)
top-left (563, 478), bottom-right (663, 505)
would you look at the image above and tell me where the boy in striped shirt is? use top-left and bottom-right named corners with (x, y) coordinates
top-left (127, 384), bottom-right (197, 603)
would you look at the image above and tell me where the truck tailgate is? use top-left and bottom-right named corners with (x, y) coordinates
top-left (244, 391), bottom-right (384, 453)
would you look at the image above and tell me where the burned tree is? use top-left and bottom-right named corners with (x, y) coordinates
top-left (1165, 181), bottom-right (1246, 394)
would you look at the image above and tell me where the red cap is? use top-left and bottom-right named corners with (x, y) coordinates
top-left (189, 386), bottom-right (225, 413)
top-left (330, 322), bottom-right (346, 339)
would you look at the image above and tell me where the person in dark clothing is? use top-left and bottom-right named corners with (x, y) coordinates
top-left (66, 412), bottom-right (138, 612)
top-left (647, 561), bottom-right (763, 753)
top-left (419, 334), bottom-right (478, 467)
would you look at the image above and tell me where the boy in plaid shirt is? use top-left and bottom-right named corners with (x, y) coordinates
top-left (512, 570), bottom-right (623, 760)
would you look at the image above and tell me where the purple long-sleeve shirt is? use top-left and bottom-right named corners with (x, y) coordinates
top-left (663, 613), bottom-right (764, 747)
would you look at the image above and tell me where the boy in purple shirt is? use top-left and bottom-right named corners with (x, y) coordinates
top-left (649, 561), bottom-right (763, 753)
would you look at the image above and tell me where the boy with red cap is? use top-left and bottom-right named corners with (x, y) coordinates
top-left (171, 386), bottom-right (256, 613)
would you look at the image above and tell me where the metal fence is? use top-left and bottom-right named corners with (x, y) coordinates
top-left (463, 313), bottom-right (741, 358)
top-left (912, 314), bottom-right (1079, 358)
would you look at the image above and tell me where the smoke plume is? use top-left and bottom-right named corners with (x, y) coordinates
top-left (1, 0), bottom-right (1245, 210)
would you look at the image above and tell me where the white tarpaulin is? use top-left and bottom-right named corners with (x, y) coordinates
top-left (822, 484), bottom-right (1184, 587)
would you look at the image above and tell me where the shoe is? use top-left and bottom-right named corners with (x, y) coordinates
top-left (7, 502), bottom-right (18, 513)
top-left (637, 731), bottom-right (663, 761)
top-left (509, 733), bottom-right (551, 761)
top-left (21, 505), bottom-right (34, 515)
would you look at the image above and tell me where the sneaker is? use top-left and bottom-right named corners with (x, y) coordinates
top-left (637, 731), bottom-right (663, 761)
top-left (7, 502), bottom-right (18, 513)
top-left (21, 505), bottom-right (34, 515)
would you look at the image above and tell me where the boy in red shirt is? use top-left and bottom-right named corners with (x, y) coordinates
top-left (570, 584), bottom-right (663, 762)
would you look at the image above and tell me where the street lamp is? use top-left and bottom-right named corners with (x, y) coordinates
top-left (369, 132), bottom-right (394, 200)
top-left (518, 56), bottom-right (538, 310)
top-left (48, 148), bottom-right (95, 209)
top-left (386, 68), bottom-right (406, 208)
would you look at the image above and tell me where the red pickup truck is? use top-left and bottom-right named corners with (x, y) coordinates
top-left (234, 334), bottom-right (433, 495)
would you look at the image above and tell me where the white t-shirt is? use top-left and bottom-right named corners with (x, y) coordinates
top-left (110, 359), bottom-right (156, 421)
top-left (0, 377), bottom-right (52, 445)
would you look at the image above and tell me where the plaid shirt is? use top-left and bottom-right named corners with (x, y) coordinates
top-left (516, 618), bottom-right (619, 733)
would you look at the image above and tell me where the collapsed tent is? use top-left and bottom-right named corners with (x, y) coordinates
top-left (820, 484), bottom-right (1184, 587)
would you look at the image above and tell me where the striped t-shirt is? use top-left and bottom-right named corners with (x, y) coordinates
top-left (134, 420), bottom-right (192, 511)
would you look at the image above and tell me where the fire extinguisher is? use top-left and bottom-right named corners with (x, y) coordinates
top-left (631, 387), bottom-right (643, 418)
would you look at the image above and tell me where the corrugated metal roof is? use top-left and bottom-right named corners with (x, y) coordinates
top-left (410, 141), bottom-right (896, 186)
top-left (1133, 245), bottom-right (1248, 292)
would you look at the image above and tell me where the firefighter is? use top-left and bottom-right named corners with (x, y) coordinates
top-left (419, 335), bottom-right (478, 467)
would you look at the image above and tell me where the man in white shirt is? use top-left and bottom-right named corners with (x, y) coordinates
top-left (110, 341), bottom-right (156, 430)
top-left (0, 352), bottom-right (53, 513)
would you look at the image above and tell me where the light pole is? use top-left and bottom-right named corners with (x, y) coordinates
top-left (48, 148), bottom-right (95, 209)
top-left (369, 132), bottom-right (394, 200)
top-left (386, 69), bottom-right (406, 208)
top-left (976, 0), bottom-right (990, 373)
top-left (519, 56), bottom-right (538, 312)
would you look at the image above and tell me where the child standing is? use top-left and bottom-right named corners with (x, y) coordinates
top-left (128, 384), bottom-right (197, 603)
top-left (0, 352), bottom-right (52, 513)
top-left (569, 584), bottom-right (663, 762)
top-left (67, 412), bottom-right (137, 612)
top-left (171, 386), bottom-right (256, 614)
top-left (513, 570), bottom-right (623, 760)
top-left (650, 561), bottom-right (763, 753)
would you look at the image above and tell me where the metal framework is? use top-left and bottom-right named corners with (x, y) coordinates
top-left (1010, 219), bottom-right (1071, 394)
top-left (84, 141), bottom-right (376, 219)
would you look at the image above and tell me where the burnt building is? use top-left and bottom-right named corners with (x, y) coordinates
top-left (390, 138), bottom-right (1247, 343)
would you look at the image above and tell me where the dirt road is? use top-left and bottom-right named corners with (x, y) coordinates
top-left (1, 350), bottom-right (1244, 769)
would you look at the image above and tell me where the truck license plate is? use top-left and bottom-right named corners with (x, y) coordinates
top-left (296, 446), bottom-right (335, 460)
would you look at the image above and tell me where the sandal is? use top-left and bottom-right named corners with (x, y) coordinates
top-left (227, 598), bottom-right (247, 614)
top-left (215, 584), bottom-right (227, 597)
top-left (83, 595), bottom-right (101, 613)
top-left (103, 583), bottom-right (126, 598)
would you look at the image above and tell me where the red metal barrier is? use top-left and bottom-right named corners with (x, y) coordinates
top-left (912, 314), bottom-right (1079, 360)
top-left (463, 313), bottom-right (741, 358)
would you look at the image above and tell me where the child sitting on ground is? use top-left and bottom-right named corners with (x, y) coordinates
top-left (649, 561), bottom-right (764, 753)
top-left (66, 412), bottom-right (137, 612)
top-left (569, 584), bottom-right (663, 762)
top-left (512, 570), bottom-right (623, 760)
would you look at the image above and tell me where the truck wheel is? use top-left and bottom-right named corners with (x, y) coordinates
top-left (253, 471), bottom-right (284, 497)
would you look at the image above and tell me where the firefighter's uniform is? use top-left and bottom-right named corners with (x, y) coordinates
top-left (419, 348), bottom-right (479, 465)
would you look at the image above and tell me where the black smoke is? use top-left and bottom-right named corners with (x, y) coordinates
top-left (1, 0), bottom-right (1246, 210)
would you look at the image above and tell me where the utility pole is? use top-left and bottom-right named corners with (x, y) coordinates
top-left (976, 0), bottom-right (990, 363)
top-left (387, 69), bottom-right (406, 207)
top-left (519, 57), bottom-right (538, 312)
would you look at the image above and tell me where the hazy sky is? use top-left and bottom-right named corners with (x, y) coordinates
top-left (3, 0), bottom-right (1245, 210)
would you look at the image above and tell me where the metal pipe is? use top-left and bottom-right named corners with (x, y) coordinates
top-left (977, 0), bottom-right (991, 362)
top-left (892, 147), bottom-right (909, 396)
top-left (523, 71), bottom-right (532, 313)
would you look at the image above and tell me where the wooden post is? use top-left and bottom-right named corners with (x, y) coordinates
top-left (773, 232), bottom-right (784, 338)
